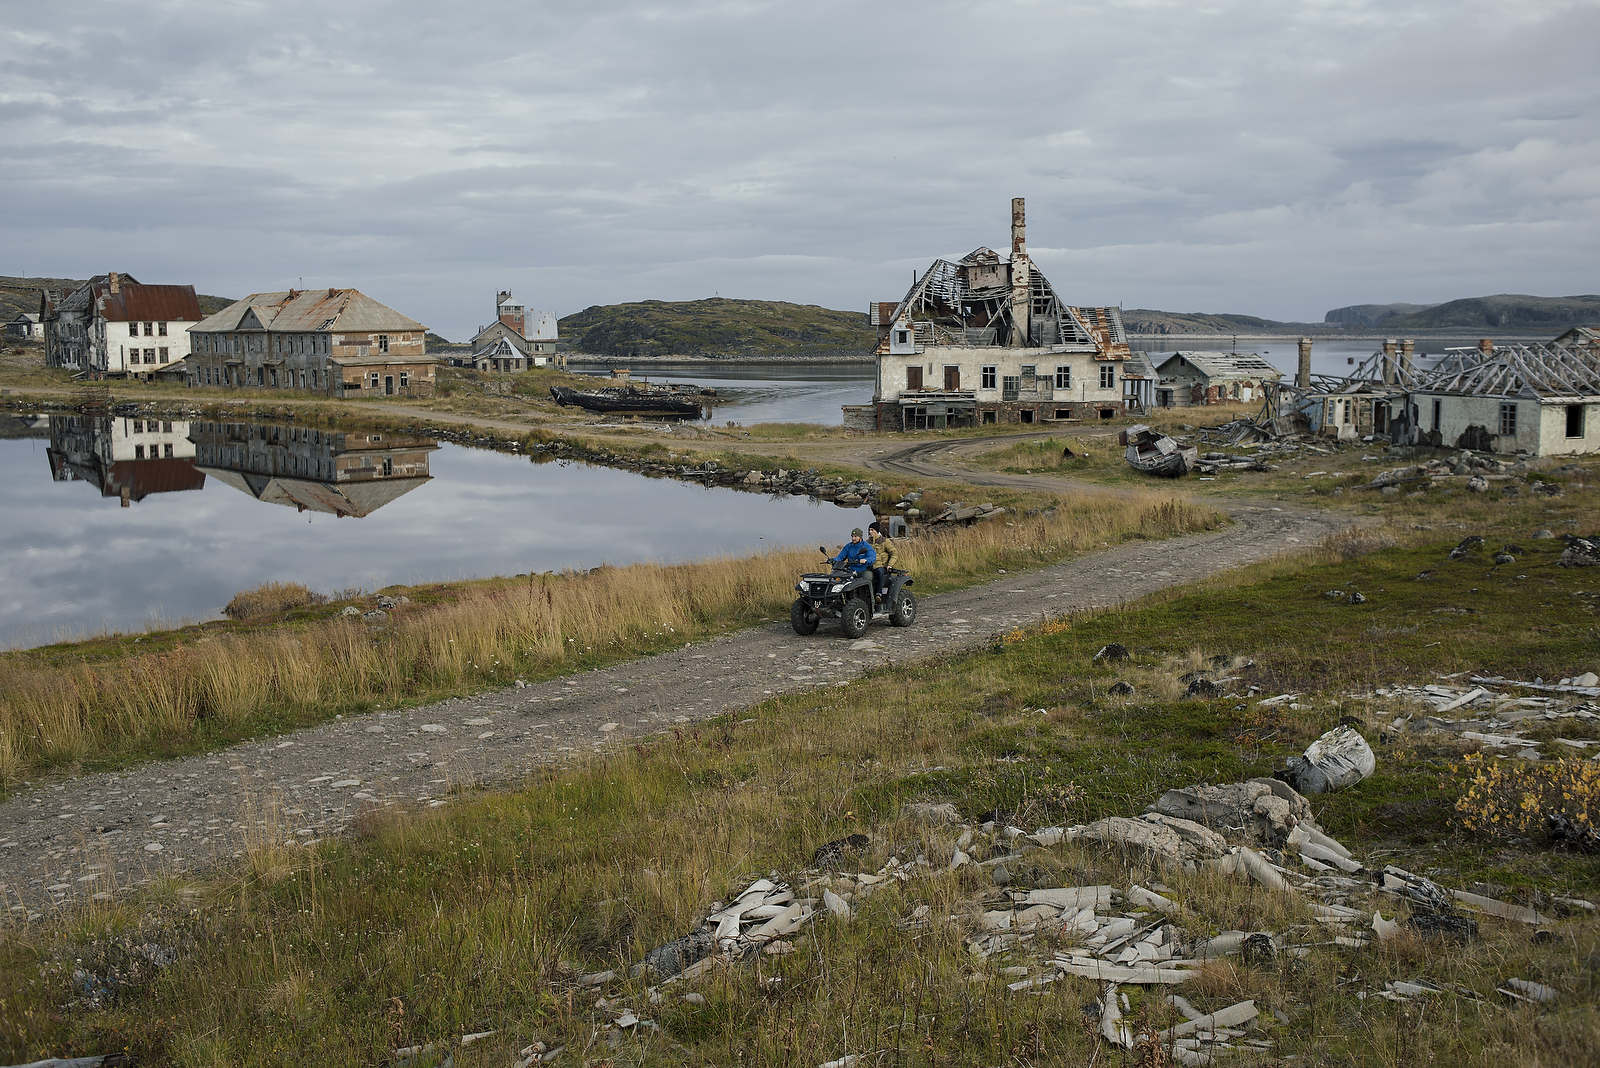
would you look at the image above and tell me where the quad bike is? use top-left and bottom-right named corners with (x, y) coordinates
top-left (790, 549), bottom-right (916, 638)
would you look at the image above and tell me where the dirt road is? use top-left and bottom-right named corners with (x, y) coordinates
top-left (0, 471), bottom-right (1349, 913)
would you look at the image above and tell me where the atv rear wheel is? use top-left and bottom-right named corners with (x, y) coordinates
top-left (890, 589), bottom-right (917, 627)
top-left (790, 597), bottom-right (819, 636)
top-left (839, 598), bottom-right (869, 638)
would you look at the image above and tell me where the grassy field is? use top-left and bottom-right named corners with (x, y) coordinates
top-left (1, 481), bottom-right (1595, 1066)
top-left (0, 489), bottom-right (1218, 787)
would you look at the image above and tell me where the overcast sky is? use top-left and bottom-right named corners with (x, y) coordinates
top-left (4, 0), bottom-right (1596, 338)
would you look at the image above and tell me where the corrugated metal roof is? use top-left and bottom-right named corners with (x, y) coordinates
top-left (1155, 351), bottom-right (1282, 379)
top-left (99, 284), bottom-right (202, 323)
top-left (327, 353), bottom-right (439, 368)
top-left (192, 289), bottom-right (426, 334)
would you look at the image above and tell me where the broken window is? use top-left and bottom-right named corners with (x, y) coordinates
top-left (158, 322), bottom-right (167, 336)
top-left (399, 371), bottom-right (410, 390)
top-left (1055, 365), bottom-right (1071, 389)
top-left (981, 365), bottom-right (996, 389)
top-left (1432, 399), bottom-right (1441, 431)
top-left (906, 366), bottom-right (923, 391)
top-left (377, 334), bottom-right (390, 353)
top-left (1567, 404), bottom-right (1585, 438)
top-left (1499, 402), bottom-right (1518, 437)
top-left (1100, 365), bottom-right (1115, 389)
top-left (143, 321), bottom-right (154, 336)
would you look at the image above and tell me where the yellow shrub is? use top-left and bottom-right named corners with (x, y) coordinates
top-left (1454, 753), bottom-right (1600, 844)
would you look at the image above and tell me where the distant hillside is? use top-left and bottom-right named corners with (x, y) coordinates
top-left (0, 274), bottom-right (233, 327)
top-left (559, 298), bottom-right (875, 358)
top-left (1120, 309), bottom-right (1309, 335)
top-left (1324, 303), bottom-right (1435, 328)
top-left (1363, 294), bottom-right (1600, 330)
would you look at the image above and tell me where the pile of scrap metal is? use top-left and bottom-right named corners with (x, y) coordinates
top-left (1121, 424), bottom-right (1198, 477)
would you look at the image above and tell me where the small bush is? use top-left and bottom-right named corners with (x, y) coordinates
top-left (222, 582), bottom-right (324, 621)
top-left (1454, 753), bottom-right (1600, 849)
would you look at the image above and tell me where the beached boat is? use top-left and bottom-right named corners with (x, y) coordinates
top-left (549, 384), bottom-right (705, 419)
top-left (1122, 424), bottom-right (1198, 477)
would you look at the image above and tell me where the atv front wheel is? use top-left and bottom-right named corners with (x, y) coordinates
top-left (890, 589), bottom-right (917, 627)
top-left (790, 597), bottom-right (819, 636)
top-left (839, 598), bottom-right (869, 638)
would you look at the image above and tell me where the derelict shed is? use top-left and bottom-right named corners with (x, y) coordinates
top-left (1153, 350), bottom-right (1283, 408)
top-left (1410, 339), bottom-right (1600, 456)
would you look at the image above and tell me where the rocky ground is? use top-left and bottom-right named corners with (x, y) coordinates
top-left (0, 504), bottom-right (1349, 916)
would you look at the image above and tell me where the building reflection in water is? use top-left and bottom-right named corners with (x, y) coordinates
top-left (46, 414), bottom-right (205, 506)
top-left (187, 421), bottom-right (438, 518)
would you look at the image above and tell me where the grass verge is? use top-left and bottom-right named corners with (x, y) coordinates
top-left (0, 489), bottom-right (1219, 787)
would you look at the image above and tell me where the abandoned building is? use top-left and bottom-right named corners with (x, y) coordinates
top-left (186, 288), bottom-right (437, 398)
top-left (40, 273), bottom-right (202, 377)
top-left (5, 312), bottom-right (42, 340)
top-left (467, 290), bottom-right (560, 368)
top-left (189, 421), bottom-right (437, 517)
top-left (450, 335), bottom-right (534, 373)
top-left (847, 198), bottom-right (1129, 430)
top-left (1152, 351), bottom-right (1282, 407)
top-left (1405, 335), bottom-right (1600, 456)
top-left (45, 414), bottom-right (204, 506)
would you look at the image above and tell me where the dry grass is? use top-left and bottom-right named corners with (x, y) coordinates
top-left (222, 582), bottom-right (325, 621)
top-left (0, 490), bottom-right (1219, 786)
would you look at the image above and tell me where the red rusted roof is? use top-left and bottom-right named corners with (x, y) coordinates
top-left (105, 458), bottom-right (207, 500)
top-left (100, 284), bottom-right (202, 323)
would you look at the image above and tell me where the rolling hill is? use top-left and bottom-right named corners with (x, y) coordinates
top-left (559, 298), bottom-right (874, 358)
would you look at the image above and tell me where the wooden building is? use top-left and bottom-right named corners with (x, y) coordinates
top-left (187, 288), bottom-right (436, 398)
top-left (40, 272), bottom-right (202, 376)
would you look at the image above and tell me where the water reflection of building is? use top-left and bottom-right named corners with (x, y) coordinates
top-left (45, 415), bottom-right (205, 506)
top-left (188, 422), bottom-right (438, 517)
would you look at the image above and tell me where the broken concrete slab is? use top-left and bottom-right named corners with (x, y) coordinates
top-left (1148, 778), bottom-right (1317, 847)
top-left (1065, 814), bottom-right (1229, 869)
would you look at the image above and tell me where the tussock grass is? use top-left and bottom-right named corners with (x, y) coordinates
top-left (0, 490), bottom-right (1219, 786)
top-left (223, 582), bottom-right (324, 621)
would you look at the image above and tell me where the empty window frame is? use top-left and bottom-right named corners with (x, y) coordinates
top-left (1100, 365), bottom-right (1115, 389)
top-left (1499, 402), bottom-right (1518, 437)
top-left (981, 365), bottom-right (997, 390)
top-left (1054, 365), bottom-right (1072, 389)
top-left (1567, 404), bottom-right (1586, 438)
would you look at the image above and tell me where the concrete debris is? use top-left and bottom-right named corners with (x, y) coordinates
top-left (1148, 778), bottom-right (1317, 848)
top-left (1064, 814), bottom-right (1229, 869)
top-left (1093, 643), bottom-right (1131, 663)
top-left (1499, 978), bottom-right (1559, 1004)
top-left (811, 833), bottom-right (869, 868)
top-left (1277, 725), bottom-right (1375, 794)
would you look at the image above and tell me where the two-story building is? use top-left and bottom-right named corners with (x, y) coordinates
top-left (186, 288), bottom-right (436, 398)
top-left (852, 199), bottom-right (1129, 431)
top-left (40, 272), bottom-right (202, 376)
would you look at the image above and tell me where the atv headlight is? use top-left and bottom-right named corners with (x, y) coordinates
top-left (830, 583), bottom-right (845, 594)
top-left (795, 582), bottom-right (804, 592)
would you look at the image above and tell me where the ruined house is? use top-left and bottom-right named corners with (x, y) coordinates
top-left (452, 335), bottom-right (532, 373)
top-left (849, 198), bottom-right (1128, 430)
top-left (187, 288), bottom-right (437, 398)
top-left (1152, 351), bottom-right (1282, 408)
top-left (40, 272), bottom-right (202, 377)
top-left (1404, 336), bottom-right (1600, 455)
top-left (5, 312), bottom-right (42, 340)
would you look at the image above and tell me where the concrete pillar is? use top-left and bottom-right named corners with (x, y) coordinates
top-left (1381, 339), bottom-right (1398, 385)
top-left (1296, 337), bottom-right (1312, 389)
top-left (1008, 197), bottom-right (1031, 347)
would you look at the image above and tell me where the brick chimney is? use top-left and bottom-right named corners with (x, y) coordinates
top-left (1296, 337), bottom-right (1312, 389)
top-left (1478, 338), bottom-right (1494, 356)
top-left (108, 271), bottom-right (120, 295)
top-left (1381, 339), bottom-right (1398, 385)
top-left (1008, 197), bottom-right (1031, 347)
top-left (1399, 338), bottom-right (1415, 381)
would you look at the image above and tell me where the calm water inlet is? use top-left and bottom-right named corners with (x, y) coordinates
top-left (0, 414), bottom-right (872, 649)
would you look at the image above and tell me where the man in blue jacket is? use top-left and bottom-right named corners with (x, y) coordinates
top-left (829, 527), bottom-right (877, 577)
